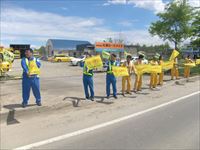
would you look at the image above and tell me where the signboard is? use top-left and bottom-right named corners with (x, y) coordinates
top-left (162, 61), bottom-right (174, 70)
top-left (85, 55), bottom-right (103, 69)
top-left (184, 63), bottom-right (196, 67)
top-left (169, 49), bottom-right (179, 61)
top-left (135, 64), bottom-right (162, 74)
top-left (112, 66), bottom-right (129, 77)
top-left (95, 42), bottom-right (124, 52)
top-left (196, 59), bottom-right (200, 65)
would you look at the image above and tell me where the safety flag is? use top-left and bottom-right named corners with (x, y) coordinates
top-left (162, 61), bottom-right (174, 70)
top-left (112, 66), bottom-right (129, 77)
top-left (149, 65), bottom-right (162, 73)
top-left (85, 55), bottom-right (103, 69)
top-left (135, 64), bottom-right (162, 74)
top-left (102, 51), bottom-right (110, 59)
top-left (196, 59), bottom-right (200, 65)
top-left (135, 64), bottom-right (150, 75)
top-left (184, 63), bottom-right (196, 67)
top-left (169, 49), bottom-right (179, 61)
top-left (2, 50), bottom-right (14, 63)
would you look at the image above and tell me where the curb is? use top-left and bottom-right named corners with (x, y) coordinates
top-left (0, 102), bottom-right (72, 124)
top-left (171, 75), bottom-right (199, 85)
top-left (1, 75), bottom-right (199, 124)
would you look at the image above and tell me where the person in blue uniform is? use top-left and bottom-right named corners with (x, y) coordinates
top-left (83, 53), bottom-right (94, 101)
top-left (106, 53), bottom-right (117, 99)
top-left (21, 49), bottom-right (41, 108)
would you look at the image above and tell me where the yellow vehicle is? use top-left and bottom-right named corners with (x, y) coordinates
top-left (52, 54), bottom-right (73, 62)
top-left (0, 47), bottom-right (14, 76)
top-left (14, 50), bottom-right (20, 59)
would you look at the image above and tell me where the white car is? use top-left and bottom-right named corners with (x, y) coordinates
top-left (71, 55), bottom-right (86, 66)
top-left (120, 57), bottom-right (148, 64)
top-left (132, 56), bottom-right (148, 64)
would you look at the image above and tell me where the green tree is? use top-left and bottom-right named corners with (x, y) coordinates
top-left (149, 0), bottom-right (193, 49)
top-left (35, 46), bottom-right (45, 56)
top-left (191, 10), bottom-right (200, 47)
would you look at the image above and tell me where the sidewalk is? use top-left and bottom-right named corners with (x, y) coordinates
top-left (1, 74), bottom-right (199, 124)
top-left (0, 60), bottom-right (199, 124)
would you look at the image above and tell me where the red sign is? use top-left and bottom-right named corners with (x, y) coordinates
top-left (95, 42), bottom-right (124, 49)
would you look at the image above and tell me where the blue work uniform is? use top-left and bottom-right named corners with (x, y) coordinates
top-left (21, 57), bottom-right (41, 105)
top-left (106, 60), bottom-right (117, 97)
top-left (83, 63), bottom-right (94, 99)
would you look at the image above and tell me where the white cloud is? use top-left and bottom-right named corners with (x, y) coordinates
top-left (104, 0), bottom-right (166, 13)
top-left (128, 0), bottom-right (165, 13)
top-left (104, 0), bottom-right (127, 5)
top-left (105, 0), bottom-right (200, 13)
top-left (118, 19), bottom-right (138, 27)
top-left (61, 7), bottom-right (68, 10)
top-left (123, 30), bottom-right (166, 45)
top-left (103, 3), bottom-right (110, 6)
top-left (187, 0), bottom-right (200, 8)
top-left (1, 6), bottom-right (168, 47)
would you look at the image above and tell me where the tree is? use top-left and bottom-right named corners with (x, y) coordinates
top-left (35, 46), bottom-right (45, 56)
top-left (191, 10), bottom-right (200, 47)
top-left (149, 0), bottom-right (193, 49)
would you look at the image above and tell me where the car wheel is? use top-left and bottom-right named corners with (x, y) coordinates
top-left (58, 59), bottom-right (61, 62)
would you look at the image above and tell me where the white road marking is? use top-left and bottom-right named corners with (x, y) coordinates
top-left (14, 91), bottom-right (200, 150)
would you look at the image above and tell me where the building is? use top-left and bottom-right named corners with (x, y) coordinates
top-left (124, 45), bottom-right (139, 57)
top-left (181, 46), bottom-right (200, 59)
top-left (45, 39), bottom-right (92, 57)
top-left (10, 44), bottom-right (30, 58)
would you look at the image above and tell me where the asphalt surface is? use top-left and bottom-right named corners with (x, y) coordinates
top-left (39, 93), bottom-right (200, 150)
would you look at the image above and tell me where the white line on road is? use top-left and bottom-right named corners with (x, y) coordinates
top-left (14, 91), bottom-right (200, 150)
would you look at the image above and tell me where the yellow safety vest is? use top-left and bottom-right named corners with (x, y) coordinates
top-left (25, 58), bottom-right (40, 75)
top-left (83, 63), bottom-right (93, 76)
top-left (107, 61), bottom-right (116, 74)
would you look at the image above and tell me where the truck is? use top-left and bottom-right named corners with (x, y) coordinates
top-left (0, 47), bottom-right (15, 76)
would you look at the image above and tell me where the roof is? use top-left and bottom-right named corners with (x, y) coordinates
top-left (48, 39), bottom-right (91, 50)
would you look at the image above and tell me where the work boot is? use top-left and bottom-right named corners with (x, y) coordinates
top-left (22, 103), bottom-right (27, 108)
top-left (106, 96), bottom-right (110, 99)
top-left (114, 95), bottom-right (118, 99)
top-left (36, 102), bottom-right (42, 106)
top-left (90, 97), bottom-right (94, 101)
top-left (122, 93), bottom-right (125, 97)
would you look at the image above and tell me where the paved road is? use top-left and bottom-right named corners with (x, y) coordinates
top-left (38, 93), bottom-right (200, 150)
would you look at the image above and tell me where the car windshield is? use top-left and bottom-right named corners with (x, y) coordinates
top-left (55, 55), bottom-right (64, 57)
top-left (79, 56), bottom-right (84, 59)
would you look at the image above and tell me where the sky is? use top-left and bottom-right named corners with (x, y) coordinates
top-left (1, 0), bottom-right (199, 48)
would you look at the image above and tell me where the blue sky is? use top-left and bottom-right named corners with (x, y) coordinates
top-left (1, 0), bottom-right (199, 48)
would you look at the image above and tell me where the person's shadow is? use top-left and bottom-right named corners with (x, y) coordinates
top-left (3, 104), bottom-right (35, 125)
top-left (63, 96), bottom-right (112, 106)
top-left (63, 97), bottom-right (85, 107)
top-left (95, 96), bottom-right (115, 105)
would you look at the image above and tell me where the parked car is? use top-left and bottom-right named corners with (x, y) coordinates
top-left (94, 61), bottom-right (109, 72)
top-left (71, 55), bottom-right (86, 66)
top-left (132, 56), bottom-right (148, 64)
top-left (52, 54), bottom-right (73, 62)
top-left (120, 56), bottom-right (148, 65)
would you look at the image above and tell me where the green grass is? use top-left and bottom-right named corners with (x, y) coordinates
top-left (178, 65), bottom-right (200, 76)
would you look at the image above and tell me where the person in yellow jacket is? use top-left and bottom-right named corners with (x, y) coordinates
top-left (184, 55), bottom-right (193, 79)
top-left (134, 54), bottom-right (144, 92)
top-left (149, 55), bottom-right (159, 89)
top-left (158, 55), bottom-right (164, 85)
top-left (21, 49), bottom-right (41, 108)
top-left (171, 56), bottom-right (179, 80)
top-left (122, 55), bottom-right (134, 96)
